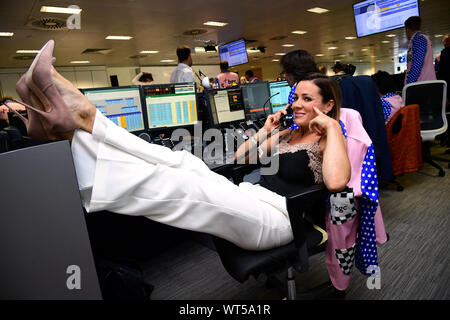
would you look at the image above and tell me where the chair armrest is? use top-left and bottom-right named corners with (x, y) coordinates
top-left (286, 184), bottom-right (328, 248)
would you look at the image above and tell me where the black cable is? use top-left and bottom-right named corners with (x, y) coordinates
top-left (263, 91), bottom-right (280, 118)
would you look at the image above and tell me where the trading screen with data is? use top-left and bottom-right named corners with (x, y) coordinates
top-left (144, 83), bottom-right (198, 130)
top-left (83, 86), bottom-right (145, 132)
top-left (269, 81), bottom-right (291, 113)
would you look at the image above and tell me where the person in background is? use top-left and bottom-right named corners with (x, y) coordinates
top-left (371, 71), bottom-right (405, 125)
top-left (245, 70), bottom-right (260, 83)
top-left (318, 65), bottom-right (328, 75)
top-left (131, 72), bottom-right (154, 85)
top-left (437, 34), bottom-right (450, 101)
top-left (280, 49), bottom-right (319, 106)
top-left (331, 62), bottom-right (351, 82)
top-left (214, 61), bottom-right (240, 88)
top-left (170, 45), bottom-right (195, 83)
top-left (404, 16), bottom-right (436, 85)
top-left (240, 76), bottom-right (247, 84)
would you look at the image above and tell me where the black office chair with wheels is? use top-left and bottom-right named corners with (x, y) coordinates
top-left (212, 182), bottom-right (337, 300)
top-left (402, 80), bottom-right (449, 176)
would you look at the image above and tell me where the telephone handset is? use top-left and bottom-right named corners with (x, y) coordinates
top-left (279, 104), bottom-right (299, 130)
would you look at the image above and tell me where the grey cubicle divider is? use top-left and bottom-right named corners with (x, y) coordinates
top-left (0, 141), bottom-right (102, 300)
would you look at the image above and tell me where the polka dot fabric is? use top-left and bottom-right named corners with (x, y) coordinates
top-left (287, 83), bottom-right (297, 105)
top-left (287, 83), bottom-right (299, 130)
top-left (381, 93), bottom-right (395, 122)
top-left (355, 144), bottom-right (380, 275)
top-left (406, 32), bottom-right (427, 84)
top-left (340, 122), bottom-right (380, 276)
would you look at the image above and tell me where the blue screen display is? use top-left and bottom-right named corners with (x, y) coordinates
top-left (353, 0), bottom-right (419, 38)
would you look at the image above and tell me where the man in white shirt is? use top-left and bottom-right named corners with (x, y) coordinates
top-left (170, 45), bottom-right (195, 83)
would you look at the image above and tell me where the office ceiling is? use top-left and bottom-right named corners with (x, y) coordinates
top-left (0, 0), bottom-right (449, 69)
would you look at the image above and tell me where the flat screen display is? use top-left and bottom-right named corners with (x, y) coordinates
top-left (269, 81), bottom-right (291, 113)
top-left (353, 0), bottom-right (419, 38)
top-left (218, 39), bottom-right (249, 67)
top-left (143, 82), bottom-right (198, 130)
top-left (241, 81), bottom-right (271, 121)
top-left (83, 86), bottom-right (146, 133)
top-left (208, 88), bottom-right (245, 125)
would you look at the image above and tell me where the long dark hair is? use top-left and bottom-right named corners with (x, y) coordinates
top-left (301, 72), bottom-right (341, 121)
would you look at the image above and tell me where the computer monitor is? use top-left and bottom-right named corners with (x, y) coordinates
top-left (207, 87), bottom-right (245, 126)
top-left (82, 86), bottom-right (146, 133)
top-left (353, 0), bottom-right (419, 38)
top-left (269, 80), bottom-right (291, 113)
top-left (241, 81), bottom-right (272, 121)
top-left (143, 82), bottom-right (198, 130)
top-left (218, 38), bottom-right (249, 67)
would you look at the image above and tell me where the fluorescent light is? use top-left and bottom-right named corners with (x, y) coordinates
top-left (272, 59), bottom-right (280, 62)
top-left (16, 50), bottom-right (40, 54)
top-left (274, 53), bottom-right (286, 56)
top-left (435, 34), bottom-right (443, 37)
top-left (203, 21), bottom-right (228, 27)
top-left (307, 7), bottom-right (329, 14)
top-left (291, 30), bottom-right (307, 35)
top-left (105, 35), bottom-right (133, 40)
top-left (160, 59), bottom-right (174, 63)
top-left (282, 44), bottom-right (295, 47)
top-left (328, 47), bottom-right (338, 50)
top-left (140, 50), bottom-right (159, 54)
top-left (315, 54), bottom-right (324, 57)
top-left (0, 32), bottom-right (14, 37)
top-left (195, 47), bottom-right (206, 53)
top-left (382, 40), bottom-right (390, 43)
top-left (361, 48), bottom-right (369, 51)
top-left (376, 60), bottom-right (381, 62)
top-left (386, 34), bottom-right (396, 37)
top-left (345, 36), bottom-right (356, 40)
top-left (70, 61), bottom-right (90, 64)
top-left (246, 48), bottom-right (260, 53)
top-left (40, 6), bottom-right (82, 14)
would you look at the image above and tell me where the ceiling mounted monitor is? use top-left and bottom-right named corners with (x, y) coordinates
top-left (353, 0), bottom-right (419, 38)
top-left (218, 38), bottom-right (249, 67)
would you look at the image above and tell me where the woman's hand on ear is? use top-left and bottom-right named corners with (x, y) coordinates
top-left (309, 107), bottom-right (336, 136)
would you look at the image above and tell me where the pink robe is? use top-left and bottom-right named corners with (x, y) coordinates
top-left (325, 108), bottom-right (388, 291)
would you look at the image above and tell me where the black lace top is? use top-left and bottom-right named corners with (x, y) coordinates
top-left (258, 133), bottom-right (323, 197)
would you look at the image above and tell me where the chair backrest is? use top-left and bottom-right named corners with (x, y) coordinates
top-left (339, 75), bottom-right (394, 181)
top-left (402, 80), bottom-right (448, 140)
top-left (386, 104), bottom-right (423, 176)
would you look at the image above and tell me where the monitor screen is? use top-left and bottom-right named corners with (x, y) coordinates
top-left (143, 82), bottom-right (198, 130)
top-left (353, 0), bottom-right (419, 38)
top-left (83, 86), bottom-right (146, 133)
top-left (241, 81), bottom-right (271, 121)
top-left (269, 81), bottom-right (291, 113)
top-left (218, 39), bottom-right (249, 67)
top-left (208, 88), bottom-right (245, 125)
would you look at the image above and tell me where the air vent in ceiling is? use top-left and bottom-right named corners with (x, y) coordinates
top-left (183, 29), bottom-right (208, 36)
top-left (82, 48), bottom-right (112, 55)
top-left (12, 55), bottom-right (36, 61)
top-left (129, 54), bottom-right (148, 59)
top-left (27, 17), bottom-right (68, 31)
top-left (269, 36), bottom-right (287, 41)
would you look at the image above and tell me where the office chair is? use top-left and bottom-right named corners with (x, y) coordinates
top-left (212, 184), bottom-right (333, 300)
top-left (339, 75), bottom-right (395, 183)
top-left (385, 104), bottom-right (423, 187)
top-left (402, 80), bottom-right (449, 176)
top-left (212, 108), bottom-right (388, 300)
